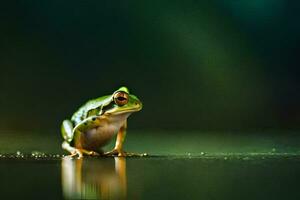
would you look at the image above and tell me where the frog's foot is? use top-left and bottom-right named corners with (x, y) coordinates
top-left (70, 149), bottom-right (99, 158)
top-left (104, 149), bottom-right (148, 157)
top-left (84, 150), bottom-right (100, 156)
top-left (103, 148), bottom-right (121, 156)
top-left (70, 149), bottom-right (83, 158)
top-left (62, 141), bottom-right (100, 158)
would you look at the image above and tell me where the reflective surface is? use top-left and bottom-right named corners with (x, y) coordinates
top-left (1, 131), bottom-right (300, 199)
top-left (62, 157), bottom-right (127, 199)
top-left (1, 156), bottom-right (300, 199)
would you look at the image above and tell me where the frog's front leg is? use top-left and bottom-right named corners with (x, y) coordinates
top-left (61, 119), bottom-right (99, 158)
top-left (104, 121), bottom-right (127, 156)
top-left (104, 121), bottom-right (147, 157)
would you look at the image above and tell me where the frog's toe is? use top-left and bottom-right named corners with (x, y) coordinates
top-left (71, 149), bottom-right (83, 158)
top-left (87, 151), bottom-right (100, 156)
top-left (104, 149), bottom-right (120, 156)
top-left (118, 151), bottom-right (126, 157)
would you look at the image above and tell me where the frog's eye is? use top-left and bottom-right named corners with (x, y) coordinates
top-left (113, 92), bottom-right (129, 106)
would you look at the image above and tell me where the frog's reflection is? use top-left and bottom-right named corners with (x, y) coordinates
top-left (61, 157), bottom-right (127, 199)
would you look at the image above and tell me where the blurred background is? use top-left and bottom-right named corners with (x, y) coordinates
top-left (1, 0), bottom-right (300, 132)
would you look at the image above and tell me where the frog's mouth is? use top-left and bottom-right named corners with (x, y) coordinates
top-left (104, 101), bottom-right (142, 115)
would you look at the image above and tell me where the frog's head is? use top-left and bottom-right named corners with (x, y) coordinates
top-left (104, 87), bottom-right (142, 115)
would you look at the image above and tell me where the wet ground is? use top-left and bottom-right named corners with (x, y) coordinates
top-left (1, 131), bottom-right (300, 199)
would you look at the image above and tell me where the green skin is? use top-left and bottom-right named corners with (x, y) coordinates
top-left (61, 87), bottom-right (143, 157)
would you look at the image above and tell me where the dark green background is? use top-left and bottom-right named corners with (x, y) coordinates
top-left (1, 1), bottom-right (300, 131)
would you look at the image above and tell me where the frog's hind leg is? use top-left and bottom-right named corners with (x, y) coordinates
top-left (61, 119), bottom-right (75, 143)
top-left (61, 119), bottom-right (99, 158)
top-left (62, 141), bottom-right (100, 158)
top-left (62, 141), bottom-right (83, 158)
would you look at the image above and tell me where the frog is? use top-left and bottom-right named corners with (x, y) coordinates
top-left (61, 86), bottom-right (144, 158)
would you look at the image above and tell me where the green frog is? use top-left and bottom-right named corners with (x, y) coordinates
top-left (61, 87), bottom-right (143, 158)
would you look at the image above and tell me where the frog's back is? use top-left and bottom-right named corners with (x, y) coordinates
top-left (71, 95), bottom-right (111, 125)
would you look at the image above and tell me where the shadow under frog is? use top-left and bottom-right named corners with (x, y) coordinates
top-left (61, 157), bottom-right (127, 199)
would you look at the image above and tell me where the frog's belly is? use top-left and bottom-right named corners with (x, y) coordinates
top-left (80, 124), bottom-right (119, 151)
